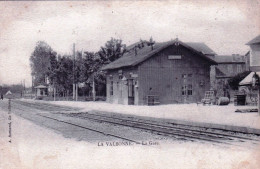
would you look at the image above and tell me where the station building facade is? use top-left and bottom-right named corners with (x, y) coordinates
top-left (102, 39), bottom-right (217, 105)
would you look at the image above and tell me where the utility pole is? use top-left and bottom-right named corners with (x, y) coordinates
top-left (93, 72), bottom-right (96, 101)
top-left (73, 43), bottom-right (75, 101)
top-left (54, 85), bottom-right (56, 101)
top-left (256, 77), bottom-right (260, 115)
top-left (75, 49), bottom-right (83, 102)
top-left (31, 76), bottom-right (33, 99)
top-left (24, 79), bottom-right (25, 96)
top-left (21, 80), bottom-right (23, 97)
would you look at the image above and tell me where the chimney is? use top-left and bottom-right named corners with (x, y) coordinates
top-left (149, 37), bottom-right (155, 51)
top-left (135, 46), bottom-right (137, 56)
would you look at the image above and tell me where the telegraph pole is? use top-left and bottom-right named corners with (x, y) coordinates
top-left (73, 43), bottom-right (75, 100)
top-left (93, 73), bottom-right (96, 101)
top-left (24, 79), bottom-right (25, 96)
top-left (21, 80), bottom-right (23, 97)
top-left (31, 76), bottom-right (33, 99)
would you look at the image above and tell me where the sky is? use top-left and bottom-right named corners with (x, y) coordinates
top-left (0, 0), bottom-right (260, 86)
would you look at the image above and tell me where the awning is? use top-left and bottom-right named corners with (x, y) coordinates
top-left (34, 85), bottom-right (48, 89)
top-left (239, 72), bottom-right (260, 86)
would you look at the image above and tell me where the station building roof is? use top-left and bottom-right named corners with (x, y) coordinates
top-left (246, 35), bottom-right (260, 45)
top-left (213, 55), bottom-right (245, 64)
top-left (102, 39), bottom-right (217, 70)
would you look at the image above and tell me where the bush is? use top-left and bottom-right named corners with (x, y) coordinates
top-left (228, 71), bottom-right (251, 90)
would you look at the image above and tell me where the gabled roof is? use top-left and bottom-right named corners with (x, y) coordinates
top-left (215, 67), bottom-right (226, 77)
top-left (5, 90), bottom-right (12, 95)
top-left (246, 35), bottom-right (260, 45)
top-left (213, 55), bottom-right (245, 63)
top-left (102, 40), bottom-right (217, 70)
top-left (186, 42), bottom-right (216, 55)
top-left (239, 72), bottom-right (260, 86)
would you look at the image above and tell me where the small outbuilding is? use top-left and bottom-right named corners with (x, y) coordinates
top-left (102, 39), bottom-right (217, 105)
top-left (5, 90), bottom-right (14, 99)
top-left (35, 85), bottom-right (48, 98)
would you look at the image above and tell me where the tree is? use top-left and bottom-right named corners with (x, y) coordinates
top-left (55, 55), bottom-right (74, 96)
top-left (89, 38), bottom-right (127, 96)
top-left (98, 38), bottom-right (126, 64)
top-left (30, 41), bottom-right (57, 86)
top-left (228, 71), bottom-right (251, 90)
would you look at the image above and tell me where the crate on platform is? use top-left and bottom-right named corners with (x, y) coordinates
top-left (234, 94), bottom-right (246, 106)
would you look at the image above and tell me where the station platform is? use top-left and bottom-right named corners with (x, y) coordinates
top-left (21, 99), bottom-right (260, 135)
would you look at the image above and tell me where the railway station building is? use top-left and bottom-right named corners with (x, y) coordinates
top-left (102, 39), bottom-right (217, 105)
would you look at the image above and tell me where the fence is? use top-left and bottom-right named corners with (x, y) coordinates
top-left (39, 96), bottom-right (106, 102)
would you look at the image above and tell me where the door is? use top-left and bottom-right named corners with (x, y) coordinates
top-left (181, 74), bottom-right (193, 103)
top-left (128, 79), bottom-right (134, 105)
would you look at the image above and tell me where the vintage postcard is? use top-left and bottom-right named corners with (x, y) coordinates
top-left (1, 0), bottom-right (260, 168)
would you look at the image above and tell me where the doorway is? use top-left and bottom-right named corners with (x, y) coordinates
top-left (128, 79), bottom-right (134, 105)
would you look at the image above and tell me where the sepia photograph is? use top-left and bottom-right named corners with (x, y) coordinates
top-left (0, 0), bottom-right (260, 168)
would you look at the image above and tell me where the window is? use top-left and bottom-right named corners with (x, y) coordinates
top-left (128, 79), bottom-right (134, 97)
top-left (188, 84), bottom-right (192, 95)
top-left (237, 65), bottom-right (242, 73)
top-left (110, 80), bottom-right (113, 96)
top-left (182, 85), bottom-right (192, 96)
top-left (227, 65), bottom-right (233, 73)
top-left (182, 74), bottom-right (193, 96)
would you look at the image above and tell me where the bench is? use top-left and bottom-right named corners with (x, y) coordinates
top-left (147, 95), bottom-right (160, 106)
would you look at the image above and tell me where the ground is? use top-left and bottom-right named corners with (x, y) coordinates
top-left (28, 99), bottom-right (260, 129)
top-left (1, 99), bottom-right (260, 169)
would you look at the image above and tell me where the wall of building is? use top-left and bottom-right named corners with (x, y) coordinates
top-left (250, 44), bottom-right (260, 67)
top-left (216, 63), bottom-right (246, 77)
top-left (210, 65), bottom-right (217, 89)
top-left (137, 44), bottom-right (211, 105)
top-left (106, 68), bottom-right (138, 105)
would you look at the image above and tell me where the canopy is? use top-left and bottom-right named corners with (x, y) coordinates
top-left (239, 72), bottom-right (260, 86)
top-left (34, 85), bottom-right (48, 89)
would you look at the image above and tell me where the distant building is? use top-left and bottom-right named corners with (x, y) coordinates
top-left (238, 35), bottom-right (260, 106)
top-left (239, 35), bottom-right (260, 92)
top-left (102, 39), bottom-right (217, 105)
top-left (35, 85), bottom-right (48, 99)
top-left (210, 54), bottom-right (249, 91)
top-left (246, 34), bottom-right (260, 71)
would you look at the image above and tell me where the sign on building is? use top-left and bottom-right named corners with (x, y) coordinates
top-left (168, 55), bottom-right (182, 60)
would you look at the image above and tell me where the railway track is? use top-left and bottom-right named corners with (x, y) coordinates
top-left (13, 100), bottom-right (80, 112)
top-left (37, 114), bottom-right (140, 144)
top-left (12, 99), bottom-right (260, 146)
top-left (59, 112), bottom-right (260, 145)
